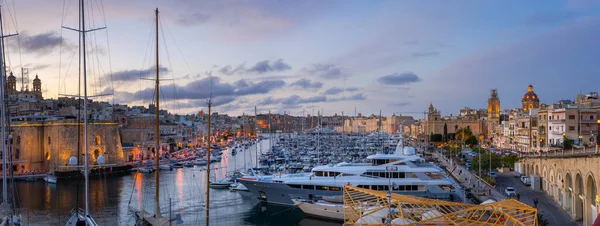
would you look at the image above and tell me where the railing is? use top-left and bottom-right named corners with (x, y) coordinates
top-left (549, 119), bottom-right (566, 123)
top-left (519, 146), bottom-right (600, 158)
top-left (551, 131), bottom-right (565, 135)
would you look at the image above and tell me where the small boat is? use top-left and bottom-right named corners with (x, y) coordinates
top-left (159, 164), bottom-right (173, 171)
top-left (193, 159), bottom-right (207, 166)
top-left (292, 199), bottom-right (344, 222)
top-left (44, 175), bottom-right (57, 184)
top-left (172, 163), bottom-right (184, 168)
top-left (135, 167), bottom-right (154, 174)
top-left (183, 162), bottom-right (194, 168)
top-left (209, 179), bottom-right (233, 189)
top-left (229, 183), bottom-right (249, 192)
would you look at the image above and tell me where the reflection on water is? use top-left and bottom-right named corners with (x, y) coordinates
top-left (1, 138), bottom-right (341, 225)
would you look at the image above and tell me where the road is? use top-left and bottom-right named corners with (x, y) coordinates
top-left (433, 152), bottom-right (506, 202)
top-left (495, 172), bottom-right (579, 226)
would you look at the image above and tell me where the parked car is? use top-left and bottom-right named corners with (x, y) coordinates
top-left (505, 187), bottom-right (516, 197)
top-left (489, 172), bottom-right (497, 177)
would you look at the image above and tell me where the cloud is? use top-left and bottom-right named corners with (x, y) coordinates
top-left (393, 102), bottom-right (410, 107)
top-left (219, 64), bottom-right (245, 75)
top-left (247, 59), bottom-right (291, 74)
top-left (10, 31), bottom-right (65, 55)
top-left (323, 87), bottom-right (359, 95)
top-left (257, 93), bottom-right (366, 107)
top-left (304, 64), bottom-right (343, 79)
top-left (323, 87), bottom-right (344, 95)
top-left (176, 12), bottom-right (211, 26)
top-left (289, 78), bottom-right (323, 90)
top-left (376, 72), bottom-right (422, 85)
top-left (218, 59), bottom-right (291, 75)
top-left (111, 66), bottom-right (169, 82)
top-left (119, 77), bottom-right (285, 105)
top-left (27, 63), bottom-right (51, 71)
top-left (329, 93), bottom-right (366, 102)
top-left (411, 51), bottom-right (439, 57)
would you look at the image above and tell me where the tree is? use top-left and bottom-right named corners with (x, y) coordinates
top-left (470, 152), bottom-right (502, 173)
top-left (430, 133), bottom-right (443, 142)
top-left (564, 136), bottom-right (574, 149)
top-left (455, 128), bottom-right (473, 141)
top-left (465, 136), bottom-right (478, 146)
top-left (443, 123), bottom-right (448, 142)
top-left (502, 154), bottom-right (519, 168)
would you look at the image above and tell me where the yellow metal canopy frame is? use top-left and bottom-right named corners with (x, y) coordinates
top-left (343, 185), bottom-right (538, 226)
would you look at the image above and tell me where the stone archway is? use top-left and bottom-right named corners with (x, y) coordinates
top-left (566, 172), bottom-right (573, 213)
top-left (542, 165), bottom-right (547, 191)
top-left (586, 174), bottom-right (597, 225)
top-left (575, 173), bottom-right (584, 221)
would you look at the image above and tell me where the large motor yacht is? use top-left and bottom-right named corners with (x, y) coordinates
top-left (240, 135), bottom-right (457, 206)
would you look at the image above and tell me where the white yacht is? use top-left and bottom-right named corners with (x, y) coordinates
top-left (240, 136), bottom-right (457, 206)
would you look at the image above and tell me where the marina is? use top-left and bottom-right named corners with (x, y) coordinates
top-left (0, 131), bottom-right (463, 225)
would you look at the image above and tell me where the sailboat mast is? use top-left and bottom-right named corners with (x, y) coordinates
top-left (206, 100), bottom-right (211, 226)
top-left (154, 8), bottom-right (161, 218)
top-left (0, 5), bottom-right (7, 204)
top-left (80, 0), bottom-right (90, 216)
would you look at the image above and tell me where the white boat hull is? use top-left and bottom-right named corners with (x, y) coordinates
top-left (292, 199), bottom-right (344, 222)
top-left (44, 175), bottom-right (57, 184)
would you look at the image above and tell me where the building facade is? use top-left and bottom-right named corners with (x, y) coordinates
top-left (487, 89), bottom-right (500, 142)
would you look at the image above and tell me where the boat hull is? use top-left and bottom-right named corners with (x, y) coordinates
top-left (240, 179), bottom-right (456, 206)
top-left (292, 200), bottom-right (344, 222)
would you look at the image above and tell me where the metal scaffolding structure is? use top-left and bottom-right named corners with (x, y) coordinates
top-left (343, 185), bottom-right (538, 225)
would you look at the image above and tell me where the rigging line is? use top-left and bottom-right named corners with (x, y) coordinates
top-left (58, 0), bottom-right (67, 97)
top-left (160, 13), bottom-right (193, 77)
top-left (4, 0), bottom-right (22, 76)
top-left (97, 0), bottom-right (115, 105)
top-left (159, 16), bottom-right (180, 112)
top-left (140, 16), bottom-right (155, 106)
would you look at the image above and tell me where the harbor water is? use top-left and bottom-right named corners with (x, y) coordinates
top-left (3, 137), bottom-right (341, 226)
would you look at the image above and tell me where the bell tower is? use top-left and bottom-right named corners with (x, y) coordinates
top-left (33, 74), bottom-right (42, 99)
top-left (487, 89), bottom-right (500, 141)
top-left (7, 72), bottom-right (16, 95)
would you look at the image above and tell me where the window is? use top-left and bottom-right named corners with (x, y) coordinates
top-left (569, 126), bottom-right (575, 131)
top-left (48, 136), bottom-right (51, 145)
top-left (288, 184), bottom-right (302, 189)
top-left (467, 125), bottom-right (470, 130)
top-left (549, 126), bottom-right (552, 130)
top-left (316, 186), bottom-right (329, 190)
top-left (16, 136), bottom-right (20, 145)
top-left (455, 125), bottom-right (458, 130)
top-left (357, 185), bottom-right (369, 189)
top-left (15, 149), bottom-right (19, 160)
top-left (329, 187), bottom-right (341, 191)
top-left (591, 115), bottom-right (594, 120)
top-left (303, 185), bottom-right (315, 190)
top-left (315, 171), bottom-right (324, 176)
top-left (569, 115), bottom-right (575, 120)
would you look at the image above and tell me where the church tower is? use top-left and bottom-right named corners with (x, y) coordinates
top-left (7, 72), bottom-right (16, 95)
top-left (33, 74), bottom-right (42, 99)
top-left (522, 84), bottom-right (539, 112)
top-left (427, 103), bottom-right (440, 135)
top-left (487, 89), bottom-right (500, 141)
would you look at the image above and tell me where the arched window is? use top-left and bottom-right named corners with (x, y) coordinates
top-left (15, 149), bottom-right (19, 160)
top-left (95, 136), bottom-right (101, 145)
top-left (48, 136), bottom-right (51, 145)
top-left (16, 136), bottom-right (20, 145)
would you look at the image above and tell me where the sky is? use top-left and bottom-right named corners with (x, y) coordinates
top-left (2, 0), bottom-right (600, 118)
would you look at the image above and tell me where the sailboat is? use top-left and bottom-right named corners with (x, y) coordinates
top-left (61, 0), bottom-right (114, 225)
top-left (0, 4), bottom-right (23, 226)
top-left (134, 8), bottom-right (181, 226)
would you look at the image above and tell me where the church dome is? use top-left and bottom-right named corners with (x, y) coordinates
top-left (33, 74), bottom-right (40, 82)
top-left (522, 84), bottom-right (539, 102)
top-left (7, 72), bottom-right (15, 79)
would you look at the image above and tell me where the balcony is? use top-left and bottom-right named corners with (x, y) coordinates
top-left (580, 119), bottom-right (599, 124)
top-left (549, 118), bottom-right (566, 123)
top-left (551, 130), bottom-right (565, 135)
